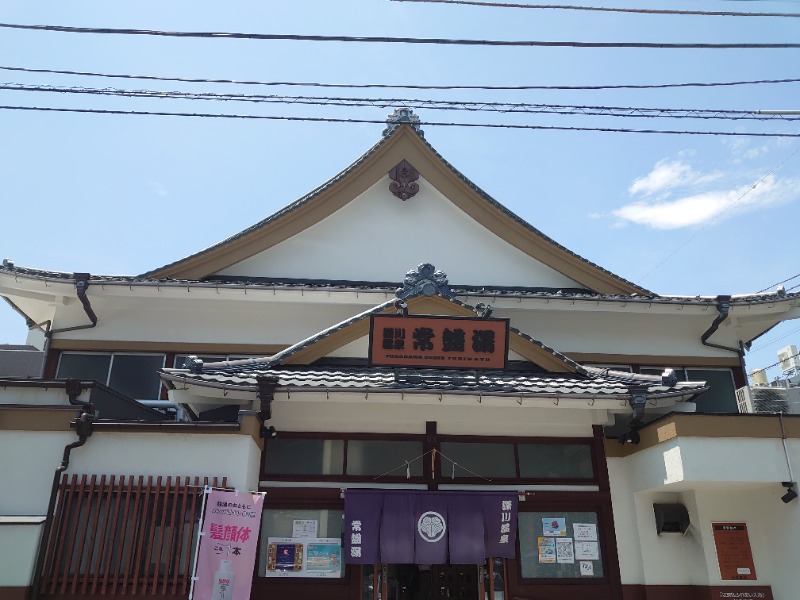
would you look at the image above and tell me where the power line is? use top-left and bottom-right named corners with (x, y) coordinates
top-left (391, 0), bottom-right (800, 18)
top-left (3, 104), bottom-right (800, 137)
top-left (751, 326), bottom-right (800, 352)
top-left (756, 273), bottom-right (800, 294)
top-left (750, 350), bottom-right (800, 373)
top-left (3, 65), bottom-right (800, 91)
top-left (1, 22), bottom-right (800, 49)
top-left (4, 83), bottom-right (799, 122)
top-left (636, 142), bottom-right (800, 284)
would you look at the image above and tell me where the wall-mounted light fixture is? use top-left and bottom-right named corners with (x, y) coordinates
top-left (781, 481), bottom-right (798, 504)
top-left (617, 429), bottom-right (640, 446)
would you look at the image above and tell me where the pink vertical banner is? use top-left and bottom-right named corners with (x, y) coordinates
top-left (191, 489), bottom-right (265, 600)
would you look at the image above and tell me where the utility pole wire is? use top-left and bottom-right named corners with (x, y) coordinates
top-left (4, 83), bottom-right (800, 122)
top-left (1, 22), bottom-right (800, 49)
top-left (757, 273), bottom-right (800, 294)
top-left (636, 143), bottom-right (800, 285)
top-left (3, 104), bottom-right (800, 137)
top-left (391, 0), bottom-right (800, 18)
top-left (3, 65), bottom-right (800, 91)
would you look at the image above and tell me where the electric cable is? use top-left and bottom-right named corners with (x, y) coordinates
top-left (756, 273), bottom-right (800, 294)
top-left (3, 104), bottom-right (800, 137)
top-left (3, 83), bottom-right (798, 122)
top-left (1, 22), bottom-right (800, 49)
top-left (4, 65), bottom-right (800, 91)
top-left (391, 0), bottom-right (800, 18)
top-left (636, 142), bottom-right (800, 284)
top-left (751, 326), bottom-right (800, 352)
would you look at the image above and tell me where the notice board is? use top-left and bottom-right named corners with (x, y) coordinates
top-left (712, 523), bottom-right (757, 581)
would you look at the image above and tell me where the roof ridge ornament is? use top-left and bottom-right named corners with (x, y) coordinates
top-left (396, 263), bottom-right (455, 299)
top-left (383, 107), bottom-right (424, 137)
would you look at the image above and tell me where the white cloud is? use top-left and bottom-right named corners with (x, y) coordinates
top-left (628, 159), bottom-right (720, 196)
top-left (148, 181), bottom-right (168, 197)
top-left (613, 175), bottom-right (799, 230)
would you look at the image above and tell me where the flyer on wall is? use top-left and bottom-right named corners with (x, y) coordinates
top-left (542, 517), bottom-right (567, 537)
top-left (538, 537), bottom-right (556, 564)
top-left (265, 537), bottom-right (342, 578)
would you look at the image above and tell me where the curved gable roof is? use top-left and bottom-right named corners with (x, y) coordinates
top-left (143, 124), bottom-right (650, 295)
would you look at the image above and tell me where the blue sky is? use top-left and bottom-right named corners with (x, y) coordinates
top-left (1, 0), bottom-right (798, 379)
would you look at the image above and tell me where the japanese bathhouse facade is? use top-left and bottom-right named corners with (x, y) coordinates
top-left (2, 110), bottom-right (800, 600)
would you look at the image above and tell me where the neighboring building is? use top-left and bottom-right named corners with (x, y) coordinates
top-left (2, 110), bottom-right (800, 600)
top-left (0, 344), bottom-right (44, 377)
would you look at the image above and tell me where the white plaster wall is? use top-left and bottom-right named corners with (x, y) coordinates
top-left (692, 487), bottom-right (800, 599)
top-left (0, 387), bottom-right (90, 406)
top-left (499, 308), bottom-right (725, 358)
top-left (611, 437), bottom-right (800, 494)
top-left (68, 431), bottom-right (261, 491)
top-left (609, 439), bottom-right (800, 595)
top-left (217, 177), bottom-right (582, 289)
top-left (0, 524), bottom-right (42, 587)
top-left (49, 293), bottom-right (739, 363)
top-left (632, 490), bottom-right (709, 586)
top-left (606, 457), bottom-right (645, 584)
top-left (0, 430), bottom-right (75, 514)
top-left (270, 396), bottom-right (600, 437)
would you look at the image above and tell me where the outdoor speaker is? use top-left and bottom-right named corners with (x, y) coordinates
top-left (653, 503), bottom-right (690, 534)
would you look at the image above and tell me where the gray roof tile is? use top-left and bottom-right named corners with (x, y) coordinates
top-left (161, 364), bottom-right (708, 399)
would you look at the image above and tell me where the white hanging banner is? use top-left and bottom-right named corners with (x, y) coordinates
top-left (190, 488), bottom-right (265, 600)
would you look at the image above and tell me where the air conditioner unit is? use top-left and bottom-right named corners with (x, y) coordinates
top-left (737, 385), bottom-right (800, 414)
top-left (778, 345), bottom-right (800, 377)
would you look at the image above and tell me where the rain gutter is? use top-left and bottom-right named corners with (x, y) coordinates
top-left (700, 295), bottom-right (741, 355)
top-left (46, 273), bottom-right (98, 336)
top-left (30, 379), bottom-right (95, 600)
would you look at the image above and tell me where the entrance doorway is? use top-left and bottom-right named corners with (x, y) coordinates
top-left (362, 561), bottom-right (505, 600)
top-left (432, 564), bottom-right (479, 599)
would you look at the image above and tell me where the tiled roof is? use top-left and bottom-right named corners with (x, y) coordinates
top-left (2, 263), bottom-right (797, 306)
top-left (161, 364), bottom-right (708, 399)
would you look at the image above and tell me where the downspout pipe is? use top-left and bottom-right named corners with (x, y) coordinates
top-left (29, 379), bottom-right (95, 600)
top-left (700, 295), bottom-right (741, 355)
top-left (46, 273), bottom-right (98, 336)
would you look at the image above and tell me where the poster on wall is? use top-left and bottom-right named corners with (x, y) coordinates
top-left (265, 537), bottom-right (342, 578)
top-left (292, 519), bottom-right (318, 538)
top-left (556, 538), bottom-right (575, 564)
top-left (542, 517), bottom-right (567, 537)
top-left (712, 523), bottom-right (757, 581)
top-left (190, 489), bottom-right (265, 600)
top-left (538, 537), bottom-right (556, 563)
top-left (574, 541), bottom-right (600, 561)
top-left (573, 523), bottom-right (597, 541)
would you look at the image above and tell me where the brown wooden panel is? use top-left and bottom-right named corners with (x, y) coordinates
top-left (40, 473), bottom-right (226, 597)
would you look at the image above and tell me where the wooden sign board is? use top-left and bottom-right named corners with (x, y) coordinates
top-left (369, 314), bottom-right (509, 370)
top-left (712, 523), bottom-right (757, 581)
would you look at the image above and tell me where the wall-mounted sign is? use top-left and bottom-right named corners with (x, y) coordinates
top-left (265, 537), bottom-right (342, 578)
top-left (369, 314), bottom-right (509, 370)
top-left (712, 522), bottom-right (757, 581)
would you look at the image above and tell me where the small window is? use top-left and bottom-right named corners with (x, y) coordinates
top-left (347, 440), bottom-right (423, 477)
top-left (56, 353), bottom-right (111, 383)
top-left (518, 511), bottom-right (603, 579)
top-left (108, 354), bottom-right (166, 399)
top-left (56, 352), bottom-right (165, 400)
top-left (264, 439), bottom-right (344, 476)
top-left (687, 368), bottom-right (737, 413)
top-left (439, 442), bottom-right (516, 479)
top-left (518, 444), bottom-right (594, 479)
